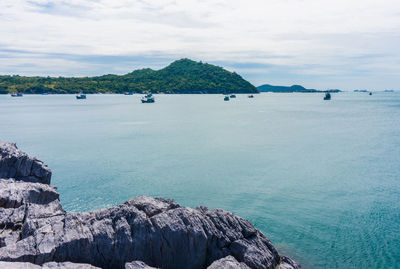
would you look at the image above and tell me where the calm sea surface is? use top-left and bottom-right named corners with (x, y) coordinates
top-left (0, 93), bottom-right (399, 268)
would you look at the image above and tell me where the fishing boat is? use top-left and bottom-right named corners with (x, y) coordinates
top-left (369, 92), bottom-right (372, 95)
top-left (11, 93), bottom-right (23, 97)
top-left (248, 94), bottom-right (254, 98)
top-left (141, 93), bottom-right (155, 103)
top-left (224, 96), bottom-right (230, 101)
top-left (76, 93), bottom-right (86, 99)
top-left (124, 92), bottom-right (133, 95)
top-left (230, 94), bottom-right (236, 98)
top-left (323, 93), bottom-right (331, 100)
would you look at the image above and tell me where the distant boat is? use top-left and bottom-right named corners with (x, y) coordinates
top-left (141, 93), bottom-right (155, 103)
top-left (369, 92), bottom-right (372, 95)
top-left (248, 94), bottom-right (254, 98)
top-left (124, 92), bottom-right (133, 95)
top-left (324, 93), bottom-right (331, 100)
top-left (76, 93), bottom-right (86, 99)
top-left (224, 96), bottom-right (230, 101)
top-left (11, 93), bottom-right (23, 97)
top-left (42, 93), bottom-right (49, 95)
top-left (230, 94), bottom-right (236, 98)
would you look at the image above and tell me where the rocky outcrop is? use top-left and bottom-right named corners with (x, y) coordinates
top-left (0, 142), bottom-right (51, 184)
top-left (0, 142), bottom-right (301, 269)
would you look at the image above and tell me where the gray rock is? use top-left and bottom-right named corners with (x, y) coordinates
top-left (277, 256), bottom-right (302, 269)
top-left (0, 142), bottom-right (51, 185)
top-left (0, 261), bottom-right (43, 269)
top-left (125, 261), bottom-right (159, 269)
top-left (0, 179), bottom-right (64, 248)
top-left (0, 179), bottom-right (60, 208)
top-left (42, 262), bottom-right (100, 269)
top-left (0, 142), bottom-right (301, 269)
top-left (0, 261), bottom-right (100, 268)
top-left (207, 255), bottom-right (250, 269)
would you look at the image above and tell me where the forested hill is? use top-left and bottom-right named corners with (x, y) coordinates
top-left (257, 84), bottom-right (341, 93)
top-left (0, 59), bottom-right (258, 94)
top-left (258, 84), bottom-right (318, 92)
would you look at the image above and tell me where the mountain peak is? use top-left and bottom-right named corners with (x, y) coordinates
top-left (165, 58), bottom-right (203, 69)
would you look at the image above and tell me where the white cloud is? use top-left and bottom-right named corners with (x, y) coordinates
top-left (0, 0), bottom-right (400, 89)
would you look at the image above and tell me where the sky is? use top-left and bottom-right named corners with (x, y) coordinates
top-left (0, 0), bottom-right (400, 90)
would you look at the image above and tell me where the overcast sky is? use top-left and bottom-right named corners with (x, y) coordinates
top-left (1, 0), bottom-right (400, 90)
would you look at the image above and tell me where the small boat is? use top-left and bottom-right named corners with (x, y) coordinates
top-left (369, 92), bottom-right (372, 95)
top-left (141, 93), bottom-right (155, 103)
top-left (323, 93), bottom-right (331, 100)
top-left (124, 92), bottom-right (133, 95)
top-left (248, 95), bottom-right (254, 98)
top-left (76, 93), bottom-right (86, 99)
top-left (224, 96), bottom-right (230, 101)
top-left (11, 93), bottom-right (23, 97)
top-left (230, 94), bottom-right (236, 98)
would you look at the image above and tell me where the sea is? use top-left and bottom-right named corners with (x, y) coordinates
top-left (0, 92), bottom-right (399, 269)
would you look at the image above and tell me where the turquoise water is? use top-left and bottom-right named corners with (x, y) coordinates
top-left (0, 93), bottom-right (399, 268)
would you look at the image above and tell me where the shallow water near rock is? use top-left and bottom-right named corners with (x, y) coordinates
top-left (0, 92), bottom-right (399, 268)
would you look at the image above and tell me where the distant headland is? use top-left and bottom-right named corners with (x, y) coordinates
top-left (257, 84), bottom-right (341, 93)
top-left (0, 59), bottom-right (258, 94)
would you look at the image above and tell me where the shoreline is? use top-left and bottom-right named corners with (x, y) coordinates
top-left (0, 141), bottom-right (302, 269)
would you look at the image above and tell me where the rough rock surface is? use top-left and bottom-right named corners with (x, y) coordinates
top-left (207, 256), bottom-right (250, 269)
top-left (0, 261), bottom-right (100, 268)
top-left (125, 261), bottom-right (159, 269)
top-left (277, 256), bottom-right (302, 269)
top-left (0, 142), bottom-right (51, 184)
top-left (0, 142), bottom-right (301, 269)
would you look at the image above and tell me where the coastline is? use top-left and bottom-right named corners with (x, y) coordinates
top-left (0, 141), bottom-right (301, 269)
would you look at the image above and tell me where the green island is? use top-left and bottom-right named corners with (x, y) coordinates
top-left (0, 59), bottom-right (258, 94)
top-left (257, 84), bottom-right (340, 93)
